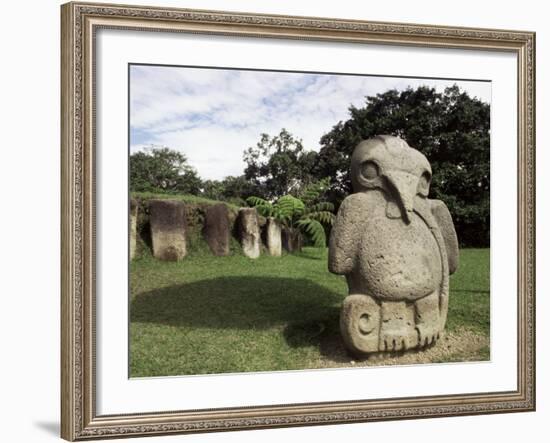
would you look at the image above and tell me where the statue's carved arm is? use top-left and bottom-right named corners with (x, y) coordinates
top-left (328, 194), bottom-right (365, 275)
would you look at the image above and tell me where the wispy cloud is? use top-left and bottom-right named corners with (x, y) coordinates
top-left (130, 65), bottom-right (491, 180)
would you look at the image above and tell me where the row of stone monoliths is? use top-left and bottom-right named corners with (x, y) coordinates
top-left (130, 199), bottom-right (282, 261)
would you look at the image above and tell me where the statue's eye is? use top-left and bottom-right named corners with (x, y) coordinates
top-left (361, 161), bottom-right (379, 180)
top-left (418, 171), bottom-right (431, 195)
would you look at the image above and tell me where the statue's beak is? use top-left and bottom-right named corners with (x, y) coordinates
top-left (384, 171), bottom-right (418, 224)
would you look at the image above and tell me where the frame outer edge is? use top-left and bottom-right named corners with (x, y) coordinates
top-left (61, 2), bottom-right (77, 441)
top-left (532, 31), bottom-right (536, 411)
top-left (60, 1), bottom-right (536, 439)
top-left (527, 31), bottom-right (536, 410)
top-left (517, 31), bottom-right (535, 410)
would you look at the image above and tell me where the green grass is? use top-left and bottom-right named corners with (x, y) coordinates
top-left (130, 248), bottom-right (490, 377)
top-left (446, 248), bottom-right (490, 335)
top-left (131, 191), bottom-right (239, 209)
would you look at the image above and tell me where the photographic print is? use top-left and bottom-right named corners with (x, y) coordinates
top-left (128, 64), bottom-right (491, 378)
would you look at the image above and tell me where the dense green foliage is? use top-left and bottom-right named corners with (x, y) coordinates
top-left (130, 248), bottom-right (489, 377)
top-left (201, 175), bottom-right (261, 207)
top-left (315, 86), bottom-right (490, 246)
top-left (130, 146), bottom-right (202, 194)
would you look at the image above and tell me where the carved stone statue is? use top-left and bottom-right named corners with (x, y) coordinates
top-left (329, 135), bottom-right (459, 355)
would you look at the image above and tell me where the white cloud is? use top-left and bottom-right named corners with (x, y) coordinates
top-left (130, 65), bottom-right (491, 180)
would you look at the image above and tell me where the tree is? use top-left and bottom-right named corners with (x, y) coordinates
top-left (315, 85), bottom-right (490, 246)
top-left (202, 175), bottom-right (261, 206)
top-left (243, 129), bottom-right (319, 200)
top-left (201, 179), bottom-right (226, 201)
top-left (247, 179), bottom-right (335, 250)
top-left (219, 175), bottom-right (261, 203)
top-left (130, 146), bottom-right (202, 194)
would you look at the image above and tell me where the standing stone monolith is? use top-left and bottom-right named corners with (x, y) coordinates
top-left (328, 135), bottom-right (459, 356)
top-left (237, 208), bottom-right (260, 259)
top-left (203, 203), bottom-right (230, 256)
top-left (282, 227), bottom-right (302, 253)
top-left (149, 199), bottom-right (187, 261)
top-left (130, 199), bottom-right (138, 260)
top-left (265, 217), bottom-right (282, 256)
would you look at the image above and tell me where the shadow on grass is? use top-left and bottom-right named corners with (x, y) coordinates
top-left (131, 276), bottom-right (350, 360)
top-left (281, 308), bottom-right (354, 363)
top-left (131, 276), bottom-right (343, 329)
top-left (131, 276), bottom-right (492, 368)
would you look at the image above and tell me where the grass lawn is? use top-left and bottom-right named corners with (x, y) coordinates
top-left (131, 191), bottom-right (239, 209)
top-left (130, 248), bottom-right (490, 377)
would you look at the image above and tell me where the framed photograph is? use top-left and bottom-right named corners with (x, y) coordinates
top-left (61, 1), bottom-right (535, 440)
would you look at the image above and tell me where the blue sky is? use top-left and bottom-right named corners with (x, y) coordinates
top-left (130, 65), bottom-right (491, 180)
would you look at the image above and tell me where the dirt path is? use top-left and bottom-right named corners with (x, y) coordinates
top-left (313, 327), bottom-right (490, 369)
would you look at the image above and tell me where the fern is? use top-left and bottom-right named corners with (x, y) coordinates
top-left (275, 195), bottom-right (305, 222)
top-left (308, 210), bottom-right (335, 226)
top-left (246, 182), bottom-right (335, 249)
top-left (246, 196), bottom-right (274, 217)
top-left (309, 202), bottom-right (335, 213)
top-left (246, 196), bottom-right (270, 207)
top-left (296, 218), bottom-right (326, 247)
top-left (299, 178), bottom-right (330, 205)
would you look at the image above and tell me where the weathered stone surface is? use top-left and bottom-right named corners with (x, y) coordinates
top-left (149, 199), bottom-right (187, 261)
top-left (340, 294), bottom-right (380, 354)
top-left (329, 135), bottom-right (459, 356)
top-left (430, 199), bottom-right (460, 275)
top-left (130, 199), bottom-right (138, 260)
top-left (265, 217), bottom-right (282, 256)
top-left (379, 300), bottom-right (417, 351)
top-left (237, 208), bottom-right (260, 259)
top-left (203, 204), bottom-right (230, 256)
top-left (282, 227), bottom-right (302, 253)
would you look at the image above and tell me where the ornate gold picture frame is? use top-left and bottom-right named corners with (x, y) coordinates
top-left (61, 1), bottom-right (535, 440)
